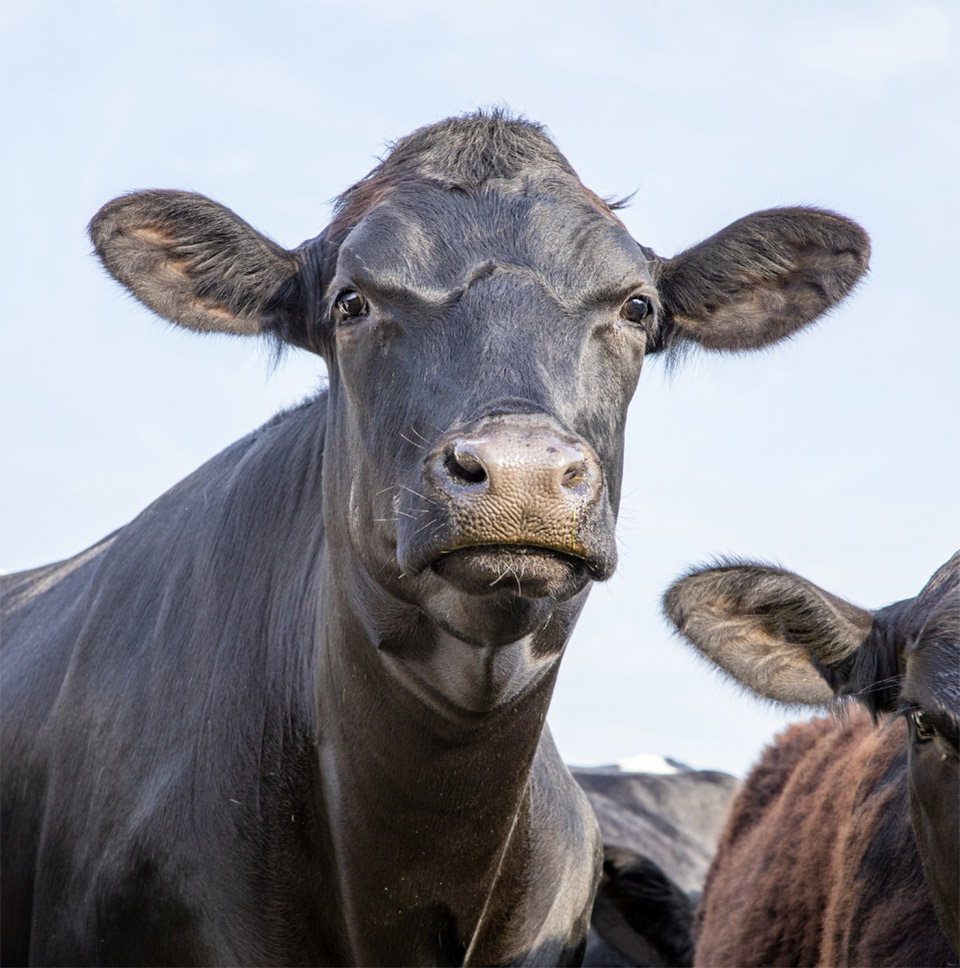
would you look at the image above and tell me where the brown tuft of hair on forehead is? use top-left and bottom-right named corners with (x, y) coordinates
top-left (326, 110), bottom-right (626, 246)
top-left (327, 169), bottom-right (421, 247)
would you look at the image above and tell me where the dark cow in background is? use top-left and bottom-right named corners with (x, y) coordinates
top-left (587, 846), bottom-right (696, 968)
top-left (665, 553), bottom-right (959, 966)
top-left (573, 764), bottom-right (740, 966)
top-left (574, 765), bottom-right (740, 896)
top-left (0, 112), bottom-right (869, 966)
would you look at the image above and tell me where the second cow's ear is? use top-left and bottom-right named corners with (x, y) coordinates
top-left (663, 561), bottom-right (875, 705)
top-left (647, 208), bottom-right (869, 354)
top-left (89, 190), bottom-right (314, 351)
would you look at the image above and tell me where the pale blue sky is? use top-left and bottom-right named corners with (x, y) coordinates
top-left (2, 0), bottom-right (957, 775)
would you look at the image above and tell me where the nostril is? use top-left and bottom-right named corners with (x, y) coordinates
top-left (444, 444), bottom-right (487, 486)
top-left (561, 461), bottom-right (587, 490)
top-left (560, 460), bottom-right (596, 491)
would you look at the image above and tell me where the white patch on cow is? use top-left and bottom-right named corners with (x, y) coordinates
top-left (615, 753), bottom-right (682, 775)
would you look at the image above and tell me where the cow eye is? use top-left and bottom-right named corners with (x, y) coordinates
top-left (336, 290), bottom-right (367, 320)
top-left (621, 296), bottom-right (652, 324)
top-left (910, 709), bottom-right (936, 741)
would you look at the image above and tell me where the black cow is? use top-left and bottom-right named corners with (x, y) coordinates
top-left (573, 765), bottom-right (740, 966)
top-left (573, 765), bottom-right (740, 897)
top-left (0, 112), bottom-right (869, 966)
top-left (664, 553), bottom-right (959, 965)
top-left (586, 846), bottom-right (696, 967)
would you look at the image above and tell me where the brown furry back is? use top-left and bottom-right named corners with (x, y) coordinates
top-left (695, 708), bottom-right (953, 966)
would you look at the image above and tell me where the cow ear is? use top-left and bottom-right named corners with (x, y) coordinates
top-left (89, 190), bottom-right (308, 346)
top-left (663, 562), bottom-right (875, 705)
top-left (647, 208), bottom-right (869, 353)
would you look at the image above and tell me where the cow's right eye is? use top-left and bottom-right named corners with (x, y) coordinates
top-left (336, 290), bottom-right (368, 320)
top-left (910, 709), bottom-right (936, 741)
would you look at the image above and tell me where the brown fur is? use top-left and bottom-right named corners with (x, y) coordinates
top-left (696, 709), bottom-right (953, 967)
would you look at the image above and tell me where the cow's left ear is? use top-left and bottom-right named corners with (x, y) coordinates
top-left (89, 190), bottom-right (312, 350)
top-left (663, 561), bottom-right (875, 705)
top-left (647, 208), bottom-right (869, 353)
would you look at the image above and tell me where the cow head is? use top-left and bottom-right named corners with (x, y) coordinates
top-left (89, 113), bottom-right (869, 650)
top-left (664, 553), bottom-right (960, 953)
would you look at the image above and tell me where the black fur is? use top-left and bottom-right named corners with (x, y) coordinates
top-left (588, 846), bottom-right (695, 967)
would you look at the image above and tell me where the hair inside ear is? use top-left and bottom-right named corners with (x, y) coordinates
top-left (664, 562), bottom-right (875, 705)
top-left (89, 190), bottom-right (301, 338)
top-left (651, 208), bottom-right (870, 354)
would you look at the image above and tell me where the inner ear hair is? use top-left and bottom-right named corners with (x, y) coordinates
top-left (651, 207), bottom-right (870, 354)
top-left (89, 190), bottom-right (299, 336)
top-left (664, 562), bottom-right (875, 705)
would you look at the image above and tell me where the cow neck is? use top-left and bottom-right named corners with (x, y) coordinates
top-left (311, 550), bottom-right (579, 964)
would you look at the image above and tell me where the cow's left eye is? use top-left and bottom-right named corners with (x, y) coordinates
top-left (336, 290), bottom-right (368, 320)
top-left (621, 296), bottom-right (652, 324)
top-left (910, 709), bottom-right (936, 741)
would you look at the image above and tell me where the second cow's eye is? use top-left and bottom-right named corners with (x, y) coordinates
top-left (336, 290), bottom-right (368, 320)
top-left (910, 709), bottom-right (936, 742)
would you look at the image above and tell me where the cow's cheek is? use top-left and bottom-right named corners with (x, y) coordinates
top-left (322, 394), bottom-right (402, 576)
top-left (909, 743), bottom-right (960, 952)
top-left (568, 335), bottom-right (643, 510)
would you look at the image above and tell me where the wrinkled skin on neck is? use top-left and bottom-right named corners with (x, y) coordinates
top-left (311, 549), bottom-right (596, 964)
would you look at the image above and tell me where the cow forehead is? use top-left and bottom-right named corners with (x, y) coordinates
top-left (330, 182), bottom-right (653, 305)
top-left (904, 557), bottom-right (959, 647)
top-left (902, 560), bottom-right (960, 714)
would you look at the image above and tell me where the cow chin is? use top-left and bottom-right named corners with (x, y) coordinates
top-left (394, 544), bottom-right (597, 649)
top-left (414, 560), bottom-right (590, 650)
top-left (432, 545), bottom-right (592, 601)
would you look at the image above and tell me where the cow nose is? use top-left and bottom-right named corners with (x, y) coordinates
top-left (424, 420), bottom-right (604, 556)
top-left (442, 437), bottom-right (600, 501)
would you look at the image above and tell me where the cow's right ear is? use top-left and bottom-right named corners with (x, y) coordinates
top-left (663, 561), bottom-right (875, 705)
top-left (89, 190), bottom-right (313, 350)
